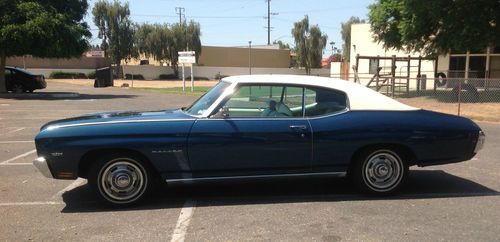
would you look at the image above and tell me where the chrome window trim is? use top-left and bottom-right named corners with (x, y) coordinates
top-left (203, 108), bottom-right (350, 121)
top-left (166, 171), bottom-right (347, 183)
top-left (205, 81), bottom-right (351, 120)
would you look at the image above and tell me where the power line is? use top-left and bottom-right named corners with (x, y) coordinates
top-left (131, 14), bottom-right (261, 19)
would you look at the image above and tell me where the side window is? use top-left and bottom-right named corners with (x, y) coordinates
top-left (304, 87), bottom-right (347, 117)
top-left (223, 85), bottom-right (304, 118)
top-left (4, 69), bottom-right (11, 79)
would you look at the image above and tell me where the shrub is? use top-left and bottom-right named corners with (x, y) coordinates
top-left (214, 72), bottom-right (227, 80)
top-left (87, 71), bottom-right (96, 79)
top-left (186, 76), bottom-right (210, 80)
top-left (124, 74), bottom-right (145, 80)
top-left (158, 74), bottom-right (178, 80)
top-left (49, 71), bottom-right (87, 79)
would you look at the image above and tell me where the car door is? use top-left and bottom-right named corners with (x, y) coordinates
top-left (188, 84), bottom-right (312, 178)
top-left (304, 86), bottom-right (352, 172)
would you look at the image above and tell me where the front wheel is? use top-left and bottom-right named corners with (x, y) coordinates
top-left (351, 148), bottom-right (408, 195)
top-left (89, 155), bottom-right (152, 206)
top-left (12, 84), bottom-right (24, 93)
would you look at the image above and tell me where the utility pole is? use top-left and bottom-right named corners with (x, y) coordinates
top-left (330, 41), bottom-right (335, 56)
top-left (265, 0), bottom-right (278, 45)
top-left (248, 41), bottom-right (252, 75)
top-left (175, 7), bottom-right (185, 25)
top-left (267, 0), bottom-right (270, 45)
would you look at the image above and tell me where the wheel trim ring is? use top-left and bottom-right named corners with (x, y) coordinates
top-left (362, 150), bottom-right (404, 192)
top-left (98, 158), bottom-right (148, 203)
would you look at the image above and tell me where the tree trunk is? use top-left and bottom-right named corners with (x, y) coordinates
top-left (116, 62), bottom-right (122, 79)
top-left (0, 51), bottom-right (6, 93)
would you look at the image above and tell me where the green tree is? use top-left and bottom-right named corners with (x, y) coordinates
top-left (169, 21), bottom-right (202, 74)
top-left (273, 40), bottom-right (291, 49)
top-left (368, 0), bottom-right (500, 55)
top-left (292, 15), bottom-right (327, 74)
top-left (340, 16), bottom-right (365, 61)
top-left (0, 0), bottom-right (90, 92)
top-left (185, 21), bottom-right (202, 62)
top-left (134, 23), bottom-right (172, 65)
top-left (93, 0), bottom-right (135, 77)
top-left (134, 21), bottom-right (201, 76)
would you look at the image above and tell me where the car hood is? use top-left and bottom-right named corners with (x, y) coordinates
top-left (40, 109), bottom-right (194, 130)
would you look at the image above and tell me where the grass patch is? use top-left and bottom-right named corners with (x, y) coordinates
top-left (131, 86), bottom-right (211, 96)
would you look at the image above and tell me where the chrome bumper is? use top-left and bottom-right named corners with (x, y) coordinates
top-left (33, 157), bottom-right (53, 178)
top-left (474, 131), bottom-right (486, 153)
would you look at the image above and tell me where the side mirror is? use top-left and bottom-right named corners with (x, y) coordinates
top-left (213, 106), bottom-right (229, 118)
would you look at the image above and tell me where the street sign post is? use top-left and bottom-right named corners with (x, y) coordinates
top-left (178, 51), bottom-right (196, 92)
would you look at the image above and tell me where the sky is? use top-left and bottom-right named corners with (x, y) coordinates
top-left (85, 0), bottom-right (375, 54)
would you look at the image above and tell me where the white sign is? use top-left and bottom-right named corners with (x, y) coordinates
top-left (178, 51), bottom-right (196, 92)
top-left (178, 51), bottom-right (195, 56)
top-left (178, 51), bottom-right (196, 64)
top-left (178, 55), bottom-right (196, 64)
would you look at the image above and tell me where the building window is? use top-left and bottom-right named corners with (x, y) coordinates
top-left (493, 45), bottom-right (500, 54)
top-left (449, 56), bottom-right (466, 78)
top-left (369, 58), bottom-right (379, 74)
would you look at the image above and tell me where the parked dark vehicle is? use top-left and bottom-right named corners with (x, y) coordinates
top-left (33, 75), bottom-right (485, 206)
top-left (4, 66), bottom-right (46, 93)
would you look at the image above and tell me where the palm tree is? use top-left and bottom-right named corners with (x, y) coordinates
top-left (291, 15), bottom-right (327, 74)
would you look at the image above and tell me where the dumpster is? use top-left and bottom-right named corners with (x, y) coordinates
top-left (94, 67), bottom-right (113, 88)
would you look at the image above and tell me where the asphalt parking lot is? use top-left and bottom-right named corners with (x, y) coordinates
top-left (1, 82), bottom-right (499, 241)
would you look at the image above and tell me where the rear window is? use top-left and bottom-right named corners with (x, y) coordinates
top-left (304, 87), bottom-right (347, 117)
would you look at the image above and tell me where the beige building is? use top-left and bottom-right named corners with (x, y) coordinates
top-left (349, 23), bottom-right (500, 87)
top-left (125, 45), bottom-right (291, 68)
top-left (198, 45), bottom-right (290, 68)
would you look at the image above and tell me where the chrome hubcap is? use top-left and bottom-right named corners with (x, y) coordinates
top-left (100, 159), bottom-right (146, 202)
top-left (364, 151), bottom-right (402, 192)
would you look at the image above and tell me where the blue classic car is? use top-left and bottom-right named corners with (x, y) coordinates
top-left (33, 75), bottom-right (485, 206)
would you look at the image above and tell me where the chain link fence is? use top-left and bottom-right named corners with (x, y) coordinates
top-left (330, 73), bottom-right (500, 122)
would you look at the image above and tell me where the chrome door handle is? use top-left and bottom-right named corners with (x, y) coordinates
top-left (289, 125), bottom-right (307, 131)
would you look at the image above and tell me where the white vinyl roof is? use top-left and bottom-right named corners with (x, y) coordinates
top-left (222, 75), bottom-right (419, 111)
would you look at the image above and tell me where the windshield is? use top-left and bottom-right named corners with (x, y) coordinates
top-left (8, 67), bottom-right (32, 75)
top-left (185, 81), bottom-right (231, 116)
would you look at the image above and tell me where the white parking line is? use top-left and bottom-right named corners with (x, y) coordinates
top-left (0, 141), bottom-right (34, 144)
top-left (170, 200), bottom-right (197, 242)
top-left (0, 149), bottom-right (36, 164)
top-left (0, 201), bottom-right (63, 206)
top-left (5, 127), bottom-right (25, 135)
top-left (52, 178), bottom-right (86, 200)
top-left (63, 99), bottom-right (95, 102)
top-left (0, 163), bottom-right (32, 166)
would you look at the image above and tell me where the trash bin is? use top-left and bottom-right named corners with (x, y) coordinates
top-left (94, 67), bottom-right (113, 88)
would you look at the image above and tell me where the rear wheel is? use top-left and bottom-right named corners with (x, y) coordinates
top-left (351, 148), bottom-right (408, 195)
top-left (88, 154), bottom-right (152, 206)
